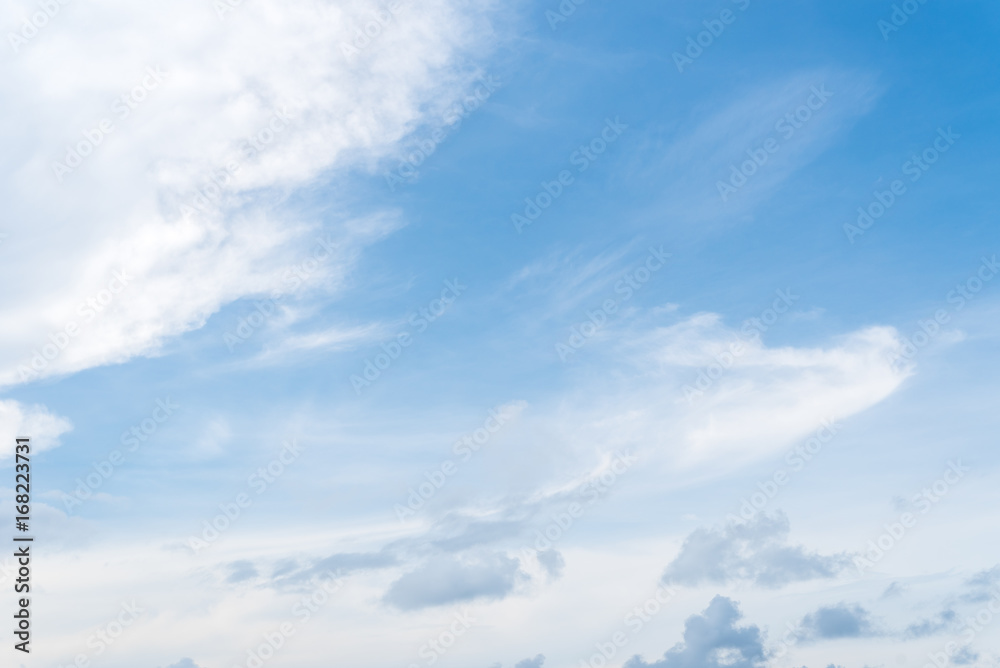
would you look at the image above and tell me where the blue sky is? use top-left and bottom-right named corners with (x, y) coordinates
top-left (1, 0), bottom-right (999, 667)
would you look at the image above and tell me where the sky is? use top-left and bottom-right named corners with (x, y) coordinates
top-left (1, 0), bottom-right (999, 667)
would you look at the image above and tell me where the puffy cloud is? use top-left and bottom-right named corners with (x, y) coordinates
top-left (0, 0), bottom-right (501, 387)
top-left (383, 552), bottom-right (526, 610)
top-left (797, 603), bottom-right (880, 640)
top-left (624, 596), bottom-right (765, 668)
top-left (662, 512), bottom-right (852, 588)
top-left (0, 399), bottom-right (72, 460)
top-left (164, 660), bottom-right (203, 668)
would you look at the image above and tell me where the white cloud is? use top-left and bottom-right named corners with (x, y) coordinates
top-left (515, 314), bottom-right (910, 481)
top-left (0, 0), bottom-right (501, 387)
top-left (0, 399), bottom-right (72, 460)
top-left (664, 322), bottom-right (910, 468)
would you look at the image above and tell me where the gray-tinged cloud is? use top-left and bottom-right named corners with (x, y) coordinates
top-left (225, 560), bottom-right (258, 584)
top-left (662, 512), bottom-right (852, 588)
top-left (269, 551), bottom-right (397, 588)
top-left (488, 659), bottom-right (544, 668)
top-left (536, 550), bottom-right (565, 579)
top-left (881, 581), bottom-right (904, 598)
top-left (962, 564), bottom-right (1000, 603)
top-left (952, 647), bottom-right (979, 665)
top-left (312, 551), bottom-right (398, 575)
top-left (624, 596), bottom-right (765, 668)
top-left (798, 603), bottom-right (880, 640)
top-left (514, 655), bottom-right (545, 668)
top-left (384, 552), bottom-right (525, 610)
top-left (164, 660), bottom-right (203, 668)
top-left (904, 609), bottom-right (956, 638)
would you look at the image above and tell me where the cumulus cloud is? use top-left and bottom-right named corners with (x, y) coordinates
top-left (0, 0), bottom-right (501, 387)
top-left (383, 552), bottom-right (526, 610)
top-left (164, 660), bottom-right (203, 668)
top-left (624, 596), bottom-right (765, 668)
top-left (797, 603), bottom-right (881, 640)
top-left (662, 512), bottom-right (852, 588)
top-left (0, 399), bottom-right (72, 460)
